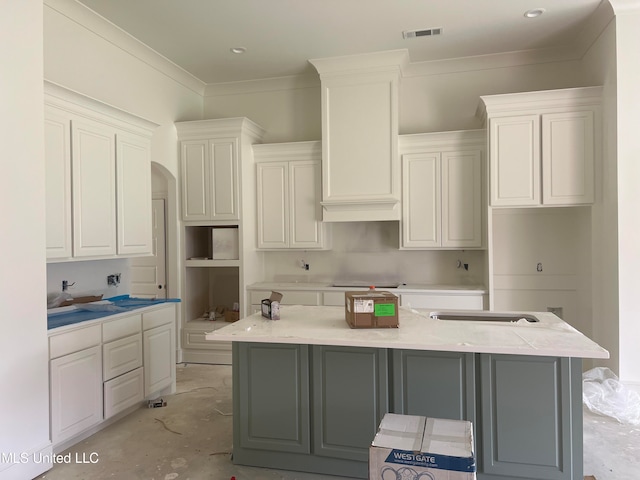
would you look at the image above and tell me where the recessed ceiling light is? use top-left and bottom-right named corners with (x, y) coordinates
top-left (230, 47), bottom-right (246, 54)
top-left (524, 8), bottom-right (546, 18)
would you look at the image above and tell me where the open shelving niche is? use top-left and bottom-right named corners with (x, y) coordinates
top-left (182, 224), bottom-right (241, 364)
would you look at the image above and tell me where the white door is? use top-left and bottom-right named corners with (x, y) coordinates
top-left (130, 199), bottom-right (167, 299)
top-left (289, 160), bottom-right (323, 248)
top-left (441, 150), bottom-right (482, 248)
top-left (257, 162), bottom-right (289, 248)
top-left (116, 132), bottom-right (152, 255)
top-left (72, 118), bottom-right (117, 257)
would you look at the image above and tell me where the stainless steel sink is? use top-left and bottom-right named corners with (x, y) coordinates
top-left (429, 311), bottom-right (539, 323)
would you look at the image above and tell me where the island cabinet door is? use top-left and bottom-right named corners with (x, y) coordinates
top-left (391, 350), bottom-right (475, 423)
top-left (312, 345), bottom-right (389, 462)
top-left (479, 354), bottom-right (582, 480)
top-left (236, 343), bottom-right (311, 454)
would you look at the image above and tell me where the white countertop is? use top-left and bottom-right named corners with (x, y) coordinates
top-left (247, 282), bottom-right (487, 295)
top-left (205, 305), bottom-right (609, 359)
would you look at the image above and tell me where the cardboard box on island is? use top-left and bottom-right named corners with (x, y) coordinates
top-left (345, 289), bottom-right (399, 328)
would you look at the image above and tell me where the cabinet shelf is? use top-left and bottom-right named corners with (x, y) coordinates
top-left (185, 259), bottom-right (240, 268)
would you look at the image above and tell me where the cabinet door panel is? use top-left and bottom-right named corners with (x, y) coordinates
top-left (116, 132), bottom-right (152, 255)
top-left (143, 323), bottom-right (175, 396)
top-left (312, 346), bottom-right (388, 462)
top-left (237, 343), bottom-right (310, 453)
top-left (480, 354), bottom-right (578, 480)
top-left (72, 118), bottom-right (117, 256)
top-left (490, 115), bottom-right (540, 206)
top-left (50, 345), bottom-right (103, 444)
top-left (257, 162), bottom-right (288, 248)
top-left (442, 150), bottom-right (482, 247)
top-left (210, 139), bottom-right (238, 219)
top-left (392, 350), bottom-right (475, 423)
top-left (181, 140), bottom-right (209, 220)
top-left (290, 161), bottom-right (323, 248)
top-left (402, 153), bottom-right (440, 247)
top-left (44, 108), bottom-right (72, 259)
top-left (542, 111), bottom-right (594, 205)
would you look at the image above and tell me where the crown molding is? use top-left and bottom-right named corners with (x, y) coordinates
top-left (175, 117), bottom-right (265, 142)
top-left (253, 141), bottom-right (321, 162)
top-left (44, 80), bottom-right (159, 135)
top-left (44, 0), bottom-right (206, 96)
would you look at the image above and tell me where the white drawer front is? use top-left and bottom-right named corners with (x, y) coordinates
top-left (104, 367), bottom-right (144, 419)
top-left (142, 304), bottom-right (175, 330)
top-left (322, 291), bottom-right (346, 306)
top-left (102, 313), bottom-right (141, 343)
top-left (400, 293), bottom-right (484, 310)
top-left (249, 290), bottom-right (320, 306)
top-left (103, 333), bottom-right (143, 381)
top-left (49, 324), bottom-right (102, 359)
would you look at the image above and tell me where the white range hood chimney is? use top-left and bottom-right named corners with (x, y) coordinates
top-left (309, 50), bottom-right (409, 222)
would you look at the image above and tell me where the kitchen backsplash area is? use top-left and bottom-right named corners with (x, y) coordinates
top-left (262, 221), bottom-right (485, 286)
top-left (47, 258), bottom-right (130, 306)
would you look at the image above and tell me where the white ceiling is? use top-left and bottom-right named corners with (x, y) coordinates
top-left (76, 0), bottom-right (605, 85)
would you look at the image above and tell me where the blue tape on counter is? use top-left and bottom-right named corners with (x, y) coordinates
top-left (384, 449), bottom-right (476, 472)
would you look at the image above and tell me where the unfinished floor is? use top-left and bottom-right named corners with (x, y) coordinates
top-left (36, 363), bottom-right (639, 480)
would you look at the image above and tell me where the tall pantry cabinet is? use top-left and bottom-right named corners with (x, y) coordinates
top-left (176, 118), bottom-right (265, 364)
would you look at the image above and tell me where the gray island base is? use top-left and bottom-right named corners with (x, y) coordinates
top-left (207, 306), bottom-right (608, 480)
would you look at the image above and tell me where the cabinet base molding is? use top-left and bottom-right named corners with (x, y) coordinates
top-left (51, 402), bottom-right (142, 455)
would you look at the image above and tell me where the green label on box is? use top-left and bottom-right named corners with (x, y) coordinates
top-left (375, 303), bottom-right (396, 317)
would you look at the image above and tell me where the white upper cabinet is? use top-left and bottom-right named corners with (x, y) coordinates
top-left (116, 133), bottom-right (152, 255)
top-left (254, 141), bottom-right (329, 250)
top-left (44, 82), bottom-right (157, 261)
top-left (400, 130), bottom-right (484, 249)
top-left (72, 117), bottom-right (117, 257)
top-left (180, 138), bottom-right (238, 221)
top-left (176, 118), bottom-right (264, 223)
top-left (478, 87), bottom-right (601, 207)
top-left (44, 106), bottom-right (72, 259)
top-left (310, 50), bottom-right (407, 222)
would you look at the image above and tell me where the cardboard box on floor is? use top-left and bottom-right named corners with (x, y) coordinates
top-left (345, 290), bottom-right (399, 328)
top-left (370, 414), bottom-right (476, 480)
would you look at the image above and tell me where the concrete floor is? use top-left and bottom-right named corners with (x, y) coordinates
top-left (36, 363), bottom-right (640, 480)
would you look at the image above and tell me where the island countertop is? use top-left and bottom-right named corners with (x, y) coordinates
top-left (205, 305), bottom-right (609, 359)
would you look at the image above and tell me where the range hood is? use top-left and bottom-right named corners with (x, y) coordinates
top-left (309, 50), bottom-right (408, 222)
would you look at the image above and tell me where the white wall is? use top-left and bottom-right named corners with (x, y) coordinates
top-left (0, 1), bottom-right (52, 478)
top-left (262, 222), bottom-right (484, 286)
top-left (611, 6), bottom-right (640, 385)
top-left (582, 11), bottom-right (619, 373)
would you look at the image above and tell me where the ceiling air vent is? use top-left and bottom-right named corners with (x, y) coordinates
top-left (402, 27), bottom-right (443, 39)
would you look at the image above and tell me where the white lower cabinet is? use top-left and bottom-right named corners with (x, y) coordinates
top-left (50, 345), bottom-right (103, 445)
top-left (143, 306), bottom-right (176, 397)
top-left (400, 293), bottom-right (484, 310)
top-left (49, 304), bottom-right (176, 449)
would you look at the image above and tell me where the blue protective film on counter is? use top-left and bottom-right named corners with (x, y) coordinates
top-left (48, 296), bottom-right (181, 330)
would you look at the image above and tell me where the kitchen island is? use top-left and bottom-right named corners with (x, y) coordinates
top-left (206, 305), bottom-right (608, 480)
